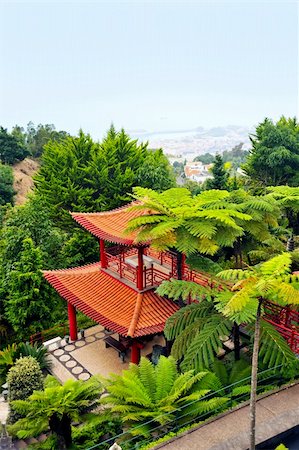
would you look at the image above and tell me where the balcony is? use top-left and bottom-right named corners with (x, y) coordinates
top-left (103, 246), bottom-right (211, 291)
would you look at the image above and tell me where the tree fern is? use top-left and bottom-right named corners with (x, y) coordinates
top-left (102, 356), bottom-right (228, 439)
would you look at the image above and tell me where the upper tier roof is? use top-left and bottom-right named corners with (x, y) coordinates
top-left (71, 202), bottom-right (146, 245)
top-left (44, 263), bottom-right (178, 338)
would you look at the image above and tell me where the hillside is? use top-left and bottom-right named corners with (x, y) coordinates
top-left (12, 158), bottom-right (40, 205)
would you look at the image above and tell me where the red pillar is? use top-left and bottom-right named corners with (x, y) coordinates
top-left (68, 302), bottom-right (77, 341)
top-left (182, 253), bottom-right (186, 279)
top-left (99, 239), bottom-right (107, 269)
top-left (131, 341), bottom-right (141, 364)
top-left (137, 246), bottom-right (144, 290)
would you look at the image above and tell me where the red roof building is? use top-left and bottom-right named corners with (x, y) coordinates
top-left (44, 202), bottom-right (190, 363)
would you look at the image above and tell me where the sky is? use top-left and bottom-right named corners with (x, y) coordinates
top-left (0, 0), bottom-right (298, 139)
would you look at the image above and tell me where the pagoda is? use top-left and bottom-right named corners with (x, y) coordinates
top-left (43, 202), bottom-right (189, 363)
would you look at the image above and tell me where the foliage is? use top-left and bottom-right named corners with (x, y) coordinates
top-left (216, 253), bottom-right (299, 324)
top-left (184, 179), bottom-right (202, 196)
top-left (102, 356), bottom-right (228, 438)
top-left (0, 163), bottom-right (14, 205)
top-left (25, 121), bottom-right (69, 157)
top-left (136, 148), bottom-right (175, 191)
top-left (8, 375), bottom-right (103, 448)
top-left (193, 153), bottom-right (214, 164)
top-left (4, 238), bottom-right (58, 338)
top-left (222, 143), bottom-right (249, 169)
top-left (216, 252), bottom-right (299, 448)
top-left (0, 343), bottom-right (18, 379)
top-left (0, 126), bottom-right (29, 164)
top-left (127, 187), bottom-right (252, 255)
top-left (72, 414), bottom-right (122, 449)
top-left (16, 342), bottom-right (52, 371)
top-left (267, 185), bottom-right (299, 234)
top-left (166, 301), bottom-right (232, 371)
top-left (34, 126), bottom-right (175, 229)
top-left (206, 154), bottom-right (229, 190)
top-left (0, 342), bottom-right (51, 381)
top-left (243, 117), bottom-right (299, 186)
top-left (7, 356), bottom-right (43, 423)
top-left (0, 197), bottom-right (69, 338)
top-left (158, 274), bottom-right (298, 372)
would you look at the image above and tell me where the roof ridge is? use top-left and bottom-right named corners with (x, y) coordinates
top-left (43, 261), bottom-right (101, 275)
top-left (70, 201), bottom-right (141, 217)
top-left (127, 292), bottom-right (144, 337)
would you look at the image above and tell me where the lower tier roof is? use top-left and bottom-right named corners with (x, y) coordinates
top-left (44, 263), bottom-right (178, 338)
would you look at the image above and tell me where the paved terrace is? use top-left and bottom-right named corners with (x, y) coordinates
top-left (48, 325), bottom-right (165, 382)
top-left (156, 382), bottom-right (299, 450)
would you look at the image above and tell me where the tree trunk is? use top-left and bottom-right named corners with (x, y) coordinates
top-left (49, 413), bottom-right (72, 449)
top-left (249, 299), bottom-right (262, 450)
top-left (233, 322), bottom-right (240, 361)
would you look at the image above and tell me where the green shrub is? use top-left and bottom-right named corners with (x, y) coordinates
top-left (16, 343), bottom-right (52, 371)
top-left (7, 356), bottom-right (43, 423)
top-left (72, 414), bottom-right (122, 449)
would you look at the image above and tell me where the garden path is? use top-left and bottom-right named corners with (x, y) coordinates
top-left (157, 382), bottom-right (299, 450)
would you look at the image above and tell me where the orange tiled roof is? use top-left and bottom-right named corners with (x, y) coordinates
top-left (71, 203), bottom-right (146, 245)
top-left (44, 263), bottom-right (178, 337)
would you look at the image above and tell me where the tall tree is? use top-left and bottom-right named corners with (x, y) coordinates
top-left (0, 127), bottom-right (29, 165)
top-left (34, 126), bottom-right (175, 228)
top-left (217, 253), bottom-right (299, 450)
top-left (243, 117), bottom-right (299, 186)
top-left (0, 163), bottom-right (14, 205)
top-left (26, 122), bottom-right (69, 158)
top-left (4, 238), bottom-right (58, 338)
top-left (206, 154), bottom-right (229, 190)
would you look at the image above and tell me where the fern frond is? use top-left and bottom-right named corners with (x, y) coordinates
top-left (181, 318), bottom-right (232, 371)
top-left (154, 356), bottom-right (177, 402)
top-left (259, 319), bottom-right (298, 368)
top-left (157, 280), bottom-right (213, 302)
top-left (164, 302), bottom-right (214, 340)
top-left (259, 253), bottom-right (292, 277)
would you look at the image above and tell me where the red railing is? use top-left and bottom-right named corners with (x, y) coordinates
top-left (106, 252), bottom-right (138, 284)
top-left (105, 247), bottom-right (218, 290)
top-left (30, 323), bottom-right (67, 344)
top-left (264, 318), bottom-right (299, 354)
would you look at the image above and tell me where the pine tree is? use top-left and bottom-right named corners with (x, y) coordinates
top-left (4, 238), bottom-right (55, 338)
top-left (206, 154), bottom-right (229, 190)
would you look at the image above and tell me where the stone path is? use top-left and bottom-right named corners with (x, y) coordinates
top-left (156, 382), bottom-right (299, 450)
top-left (49, 325), bottom-right (106, 382)
top-left (49, 325), bottom-right (166, 382)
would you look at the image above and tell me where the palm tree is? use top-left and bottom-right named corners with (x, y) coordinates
top-left (102, 356), bottom-right (228, 439)
top-left (217, 253), bottom-right (299, 450)
top-left (8, 375), bottom-right (102, 449)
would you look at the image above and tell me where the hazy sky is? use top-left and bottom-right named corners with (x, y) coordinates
top-left (0, 1), bottom-right (298, 139)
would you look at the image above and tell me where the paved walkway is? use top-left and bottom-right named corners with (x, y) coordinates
top-left (49, 325), bottom-right (165, 383)
top-left (157, 383), bottom-right (299, 450)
